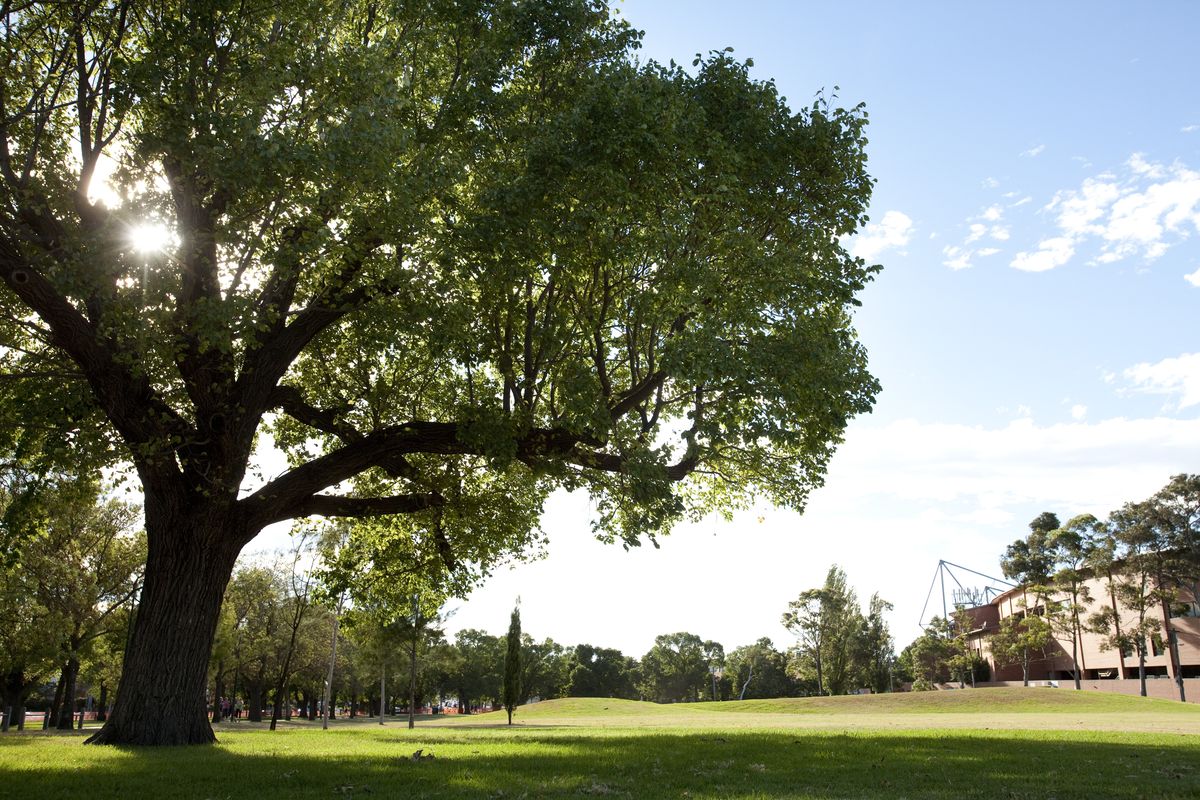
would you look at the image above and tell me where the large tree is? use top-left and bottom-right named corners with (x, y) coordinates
top-left (638, 631), bottom-right (711, 703)
top-left (0, 0), bottom-right (878, 744)
top-left (782, 564), bottom-right (863, 695)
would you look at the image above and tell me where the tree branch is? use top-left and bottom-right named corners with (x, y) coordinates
top-left (289, 492), bottom-right (444, 522)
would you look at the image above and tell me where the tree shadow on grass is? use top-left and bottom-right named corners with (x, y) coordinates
top-left (2, 729), bottom-right (1198, 799)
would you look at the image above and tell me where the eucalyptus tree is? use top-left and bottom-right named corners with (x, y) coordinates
top-left (520, 636), bottom-right (570, 703)
top-left (1, 0), bottom-right (878, 744)
top-left (566, 644), bottom-right (638, 700)
top-left (1001, 512), bottom-right (1060, 608)
top-left (638, 632), bottom-right (710, 703)
top-left (782, 565), bottom-right (862, 695)
top-left (1048, 514), bottom-right (1100, 690)
top-left (724, 638), bottom-right (794, 700)
top-left (1082, 502), bottom-right (1168, 697)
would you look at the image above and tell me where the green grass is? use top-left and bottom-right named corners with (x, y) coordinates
top-left (3, 690), bottom-right (1199, 799)
top-left (501, 687), bottom-right (1199, 717)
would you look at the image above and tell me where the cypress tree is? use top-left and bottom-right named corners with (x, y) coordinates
top-left (503, 601), bottom-right (522, 725)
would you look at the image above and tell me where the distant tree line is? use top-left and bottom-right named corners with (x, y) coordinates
top-left (193, 559), bottom-right (898, 717)
top-left (1, 469), bottom-right (901, 728)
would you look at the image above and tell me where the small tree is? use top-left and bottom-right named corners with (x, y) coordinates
top-left (503, 602), bottom-right (522, 725)
top-left (990, 613), bottom-right (1052, 686)
top-left (903, 617), bottom-right (955, 690)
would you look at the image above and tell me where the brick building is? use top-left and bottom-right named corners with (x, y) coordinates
top-left (959, 576), bottom-right (1200, 684)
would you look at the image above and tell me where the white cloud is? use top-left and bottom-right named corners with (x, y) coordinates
top-left (1099, 162), bottom-right (1200, 262)
top-left (814, 415), bottom-right (1200, 527)
top-left (1128, 152), bottom-right (1166, 178)
top-left (1021, 144), bottom-right (1046, 158)
top-left (944, 206), bottom-right (1009, 269)
top-left (1024, 155), bottom-right (1200, 271)
top-left (942, 244), bottom-right (972, 270)
top-left (1184, 125), bottom-right (1200, 133)
top-left (1185, 267), bottom-right (1200, 286)
top-left (1010, 236), bottom-right (1075, 272)
top-left (1123, 352), bottom-right (1200, 410)
top-left (850, 210), bottom-right (914, 261)
top-left (1009, 196), bottom-right (1032, 208)
top-left (1051, 178), bottom-right (1122, 237)
top-left (982, 177), bottom-right (1000, 189)
top-left (1071, 404), bottom-right (1088, 421)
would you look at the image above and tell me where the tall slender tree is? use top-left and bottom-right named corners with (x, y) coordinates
top-left (1048, 514), bottom-right (1099, 690)
top-left (782, 565), bottom-right (862, 695)
top-left (503, 601), bottom-right (522, 725)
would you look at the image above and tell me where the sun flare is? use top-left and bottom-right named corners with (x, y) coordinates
top-left (128, 222), bottom-right (174, 254)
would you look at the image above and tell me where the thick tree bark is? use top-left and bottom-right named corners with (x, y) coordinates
top-left (48, 669), bottom-right (66, 729)
top-left (56, 656), bottom-right (79, 730)
top-left (96, 681), bottom-right (108, 722)
top-left (85, 507), bottom-right (243, 745)
top-left (247, 682), bottom-right (264, 723)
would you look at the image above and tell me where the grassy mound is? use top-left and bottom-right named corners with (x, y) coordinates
top-left (489, 688), bottom-right (1200, 721)
top-left (691, 687), bottom-right (1200, 715)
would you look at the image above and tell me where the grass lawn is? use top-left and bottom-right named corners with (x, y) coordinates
top-left (2, 689), bottom-right (1198, 799)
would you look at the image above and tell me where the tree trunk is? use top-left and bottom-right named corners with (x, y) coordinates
top-left (322, 605), bottom-right (341, 730)
top-left (212, 665), bottom-right (225, 724)
top-left (1071, 604), bottom-right (1082, 691)
top-left (379, 666), bottom-right (386, 725)
top-left (96, 681), bottom-right (108, 722)
top-left (408, 633), bottom-right (418, 730)
top-left (85, 509), bottom-right (242, 745)
top-left (1138, 648), bottom-right (1147, 697)
top-left (49, 665), bottom-right (68, 728)
top-left (247, 682), bottom-right (264, 722)
top-left (1, 670), bottom-right (23, 732)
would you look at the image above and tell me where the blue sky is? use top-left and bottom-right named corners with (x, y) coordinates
top-left (251, 3), bottom-right (1200, 659)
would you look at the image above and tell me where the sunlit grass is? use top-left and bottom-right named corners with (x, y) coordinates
top-left (3, 690), bottom-right (1198, 799)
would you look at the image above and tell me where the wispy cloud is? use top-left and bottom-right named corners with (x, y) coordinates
top-left (1010, 154), bottom-right (1200, 272)
top-left (944, 204), bottom-right (1010, 269)
top-left (850, 210), bottom-right (913, 261)
top-left (1010, 236), bottom-right (1075, 272)
top-left (1186, 267), bottom-right (1200, 287)
top-left (1123, 352), bottom-right (1200, 410)
top-left (1182, 124), bottom-right (1199, 133)
top-left (942, 244), bottom-right (972, 271)
top-left (1021, 144), bottom-right (1046, 158)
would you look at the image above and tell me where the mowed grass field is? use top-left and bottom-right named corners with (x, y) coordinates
top-left (2, 689), bottom-right (1198, 799)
